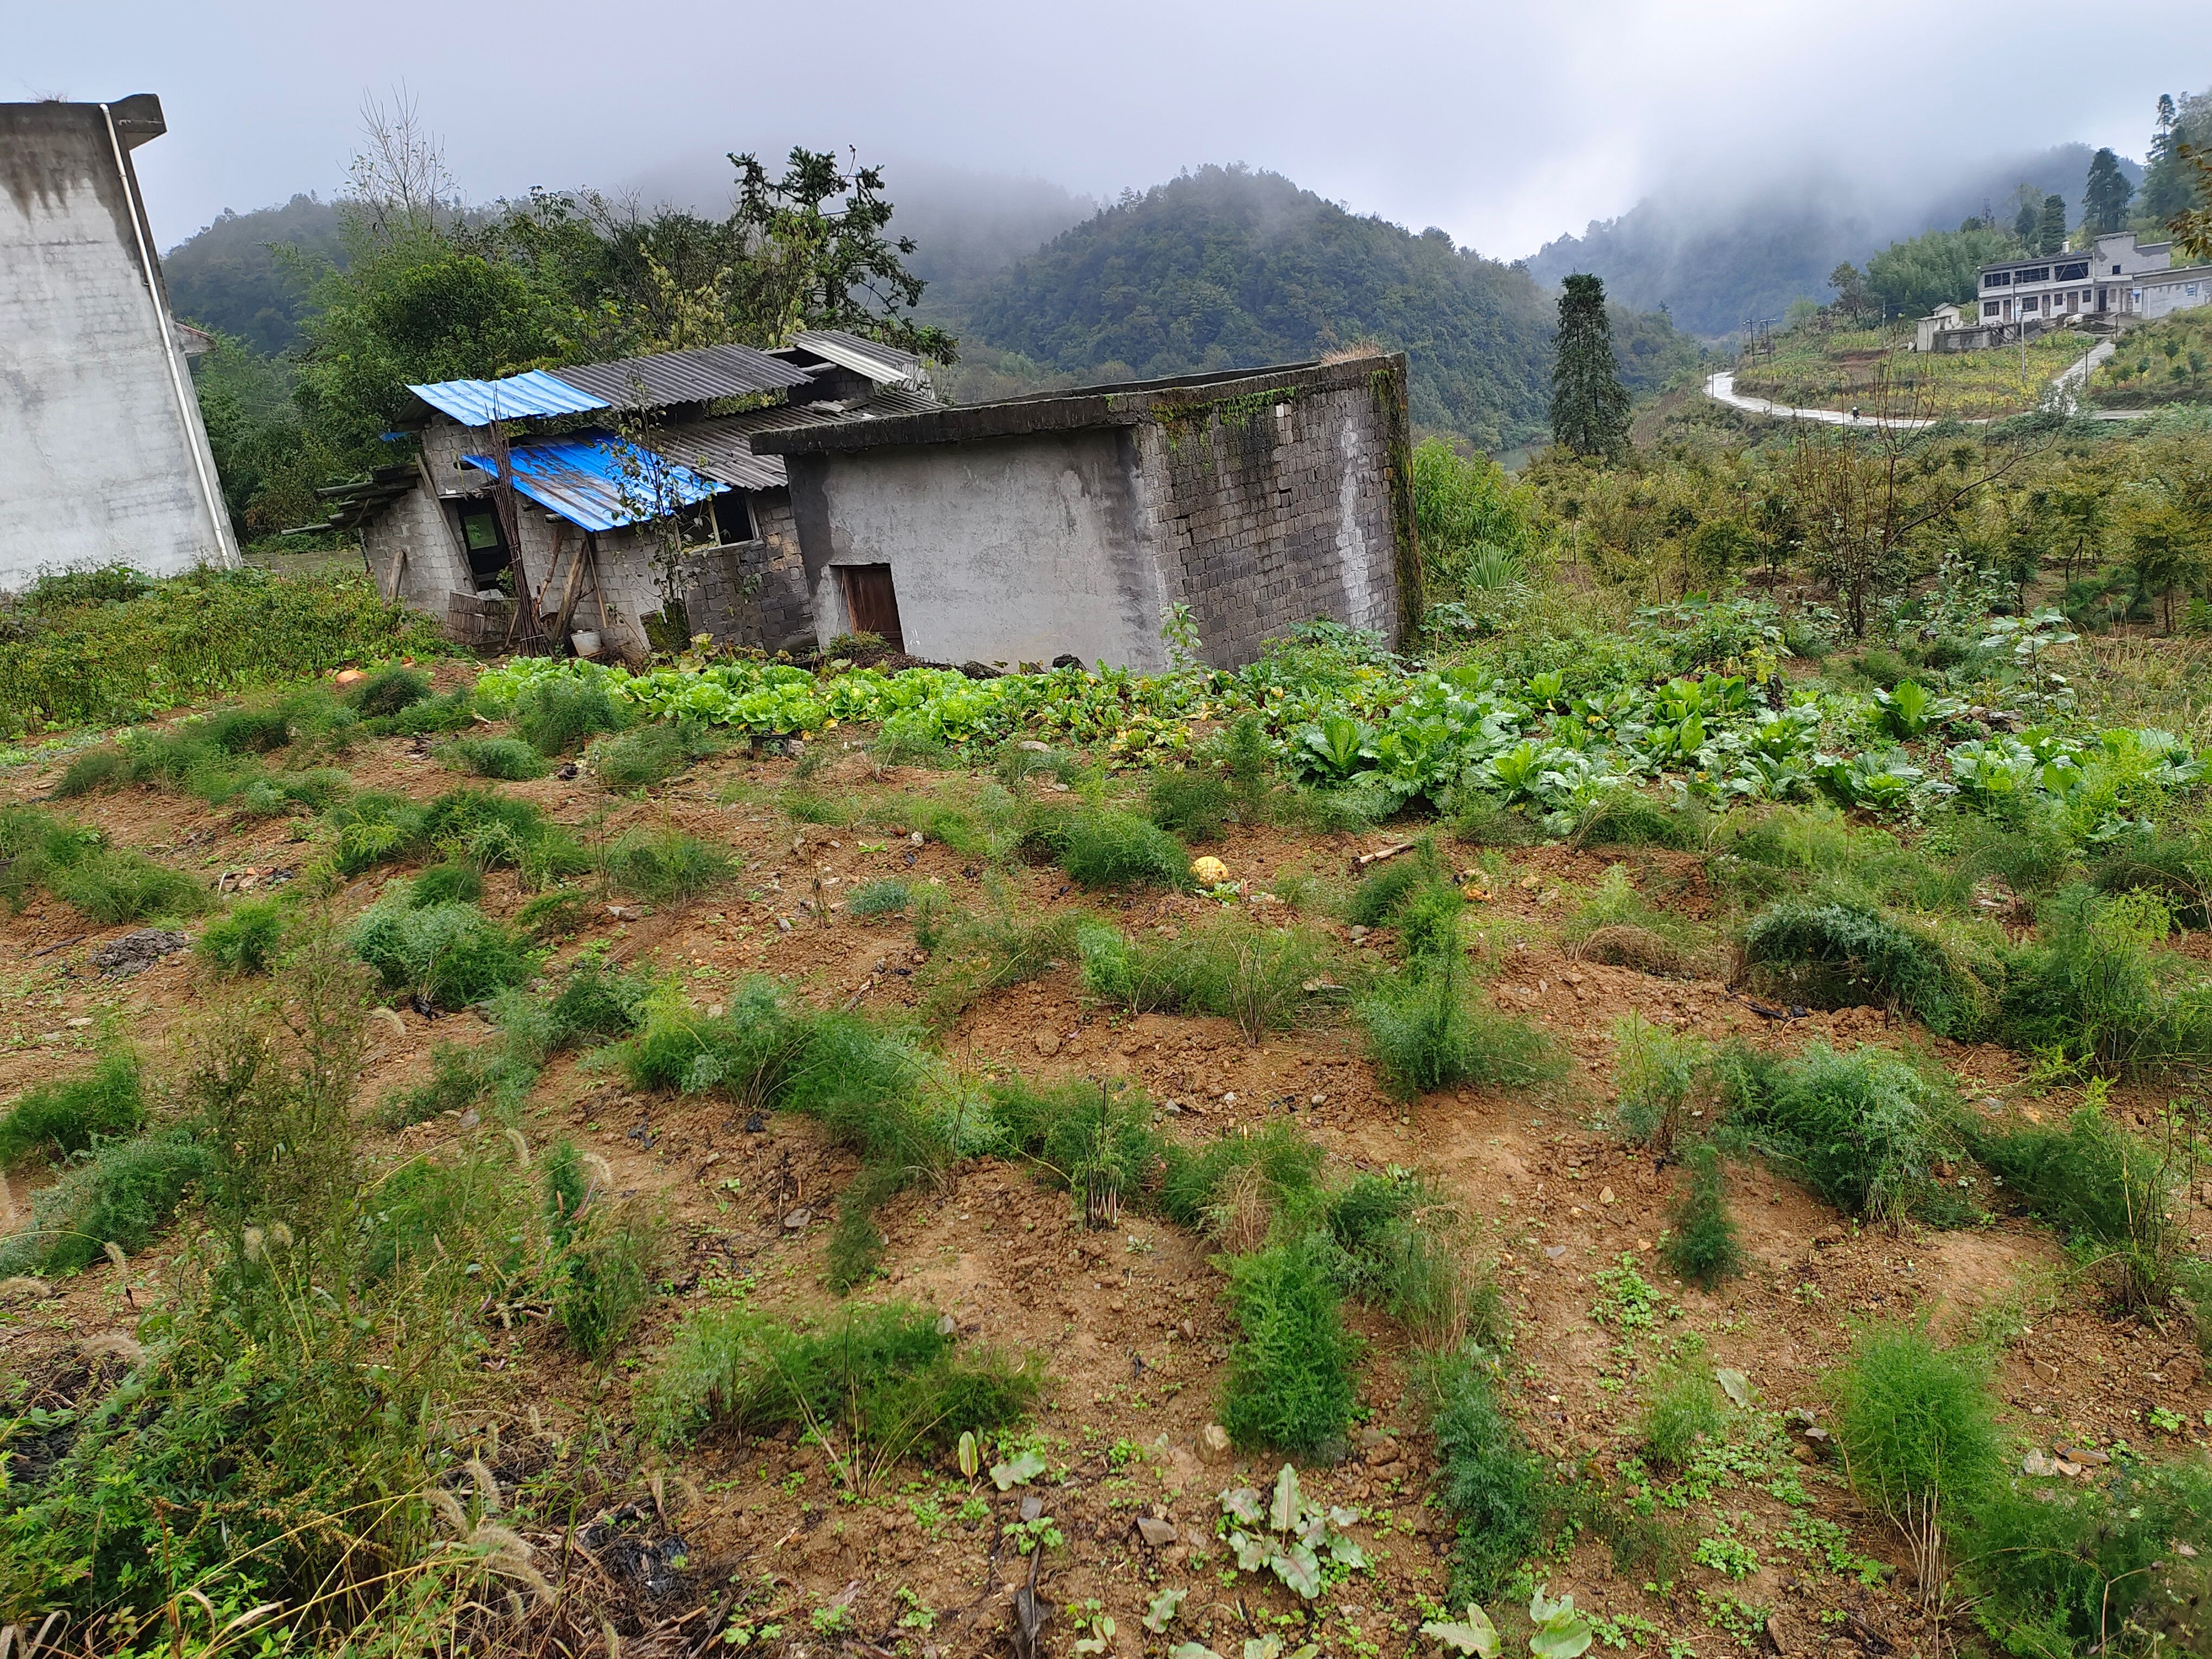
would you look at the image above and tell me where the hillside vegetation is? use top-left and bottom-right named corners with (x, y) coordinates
top-left (962, 166), bottom-right (1701, 451)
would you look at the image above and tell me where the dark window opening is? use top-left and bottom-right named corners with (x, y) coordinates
top-left (2056, 261), bottom-right (2088, 281)
top-left (1984, 270), bottom-right (2010, 286)
top-left (835, 563), bottom-right (904, 651)
top-left (454, 500), bottom-right (511, 588)
top-left (713, 492), bottom-right (757, 544)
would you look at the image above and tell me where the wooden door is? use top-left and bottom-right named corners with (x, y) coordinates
top-left (835, 564), bottom-right (904, 651)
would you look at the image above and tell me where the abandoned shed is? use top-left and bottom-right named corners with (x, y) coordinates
top-left (755, 352), bottom-right (1418, 670)
top-left (319, 330), bottom-right (936, 658)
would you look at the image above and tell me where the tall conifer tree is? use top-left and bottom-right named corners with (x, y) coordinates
top-left (1550, 273), bottom-right (1630, 461)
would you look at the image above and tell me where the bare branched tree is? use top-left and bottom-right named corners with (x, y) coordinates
top-left (345, 85), bottom-right (458, 240)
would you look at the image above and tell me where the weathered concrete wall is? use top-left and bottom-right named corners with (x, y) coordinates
top-left (774, 355), bottom-right (1411, 671)
top-left (0, 99), bottom-right (236, 589)
top-left (786, 428), bottom-right (1173, 669)
top-left (1135, 369), bottom-right (1403, 667)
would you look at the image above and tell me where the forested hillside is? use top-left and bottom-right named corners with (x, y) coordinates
top-left (956, 166), bottom-right (1703, 451)
top-left (161, 195), bottom-right (346, 356)
top-left (1527, 142), bottom-right (2144, 336)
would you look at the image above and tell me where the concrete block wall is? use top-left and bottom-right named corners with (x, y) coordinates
top-left (679, 491), bottom-right (814, 655)
top-left (1135, 368), bottom-right (1403, 668)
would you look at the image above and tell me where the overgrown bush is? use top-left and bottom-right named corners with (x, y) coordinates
top-left (0, 1052), bottom-right (144, 1164)
top-left (1218, 1234), bottom-right (1361, 1458)
top-left (2000, 886), bottom-right (2212, 1076)
top-left (1721, 1043), bottom-right (1966, 1226)
top-left (639, 1301), bottom-right (1040, 1464)
top-left (1360, 957), bottom-right (1561, 1100)
top-left (440, 736), bottom-right (550, 781)
top-left (1830, 1322), bottom-right (2002, 1600)
top-left (198, 897), bottom-right (289, 976)
top-left (1973, 1100), bottom-right (2191, 1308)
top-left (1740, 894), bottom-right (1996, 1038)
top-left (350, 896), bottom-right (536, 1011)
top-left (1420, 1346), bottom-right (1549, 1604)
top-left (0, 1129), bottom-right (211, 1276)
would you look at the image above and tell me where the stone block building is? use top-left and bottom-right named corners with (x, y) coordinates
top-left (755, 352), bottom-right (1418, 670)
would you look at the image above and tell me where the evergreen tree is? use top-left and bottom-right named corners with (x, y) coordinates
top-left (2037, 193), bottom-right (2068, 255)
top-left (1549, 273), bottom-right (1630, 461)
top-left (2083, 148), bottom-right (2134, 234)
top-left (2013, 195), bottom-right (2040, 246)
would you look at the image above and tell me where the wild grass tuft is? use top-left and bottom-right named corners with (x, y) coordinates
top-left (0, 1130), bottom-right (211, 1276)
top-left (542, 1144), bottom-right (665, 1361)
top-left (602, 827), bottom-right (736, 903)
top-left (1611, 1013), bottom-right (1711, 1153)
top-left (440, 736), bottom-right (550, 781)
top-left (1639, 1359), bottom-right (1728, 1469)
top-left (588, 723), bottom-right (684, 790)
top-left (847, 878), bottom-right (911, 918)
top-left (0, 1052), bottom-right (144, 1165)
top-left (1662, 1143), bottom-right (1742, 1287)
top-left (1077, 916), bottom-right (1340, 1041)
top-left (0, 808), bottom-right (206, 922)
top-left (344, 665), bottom-right (432, 718)
top-left (1359, 954), bottom-right (1562, 1100)
top-left (512, 673), bottom-right (631, 755)
top-left (349, 897), bottom-right (536, 1011)
top-left (916, 904), bottom-right (1081, 1027)
top-left (1148, 769), bottom-right (1233, 841)
top-left (639, 1301), bottom-right (1041, 1473)
top-left (1999, 886), bottom-right (2212, 1076)
top-left (1419, 1345), bottom-right (1550, 1604)
top-left (1740, 894), bottom-right (1996, 1039)
top-left (1026, 806), bottom-right (1190, 891)
top-left (1565, 864), bottom-right (1707, 977)
top-left (1218, 1234), bottom-right (1361, 1459)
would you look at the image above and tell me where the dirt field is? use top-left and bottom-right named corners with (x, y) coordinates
top-left (2, 671), bottom-right (2207, 1659)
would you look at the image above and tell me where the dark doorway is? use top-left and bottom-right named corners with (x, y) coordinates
top-left (712, 491), bottom-right (756, 544)
top-left (835, 564), bottom-right (904, 651)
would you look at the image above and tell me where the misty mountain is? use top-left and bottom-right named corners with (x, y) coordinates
top-left (161, 195), bottom-right (346, 356)
top-left (954, 165), bottom-right (1701, 451)
top-left (1526, 144), bottom-right (2146, 336)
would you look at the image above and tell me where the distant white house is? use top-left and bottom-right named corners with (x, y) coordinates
top-left (1975, 232), bottom-right (2209, 326)
top-left (1913, 304), bottom-right (1966, 352)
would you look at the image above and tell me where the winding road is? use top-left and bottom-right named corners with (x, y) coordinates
top-left (1702, 337), bottom-right (2139, 428)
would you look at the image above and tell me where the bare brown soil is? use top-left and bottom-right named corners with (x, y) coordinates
top-left (2, 680), bottom-right (2207, 1659)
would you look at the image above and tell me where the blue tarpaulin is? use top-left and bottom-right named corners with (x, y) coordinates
top-left (460, 429), bottom-right (728, 532)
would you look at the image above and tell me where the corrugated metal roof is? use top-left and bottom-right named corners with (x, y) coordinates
top-left (653, 389), bottom-right (950, 491)
top-left (788, 328), bottom-right (928, 388)
top-left (460, 429), bottom-right (727, 533)
top-left (408, 369), bottom-right (610, 426)
top-left (549, 344), bottom-right (815, 409)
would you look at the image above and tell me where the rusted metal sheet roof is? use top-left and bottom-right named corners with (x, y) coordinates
top-left (548, 344), bottom-right (814, 408)
top-left (407, 370), bottom-right (610, 426)
top-left (653, 390), bottom-right (950, 490)
top-left (459, 429), bottom-right (726, 533)
top-left (786, 328), bottom-right (928, 389)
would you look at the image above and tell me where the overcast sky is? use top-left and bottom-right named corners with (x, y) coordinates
top-left (12, 0), bottom-right (2208, 258)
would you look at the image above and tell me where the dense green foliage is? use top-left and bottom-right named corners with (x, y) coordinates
top-left (0, 1053), bottom-right (145, 1166)
top-left (1552, 274), bottom-right (1632, 460)
top-left (1218, 1236), bottom-right (1362, 1458)
top-left (962, 166), bottom-right (1697, 451)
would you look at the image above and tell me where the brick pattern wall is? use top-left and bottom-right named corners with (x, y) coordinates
top-left (680, 491), bottom-right (814, 653)
top-left (1134, 374), bottom-right (1400, 668)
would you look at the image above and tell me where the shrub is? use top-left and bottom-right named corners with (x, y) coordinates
top-left (1360, 960), bottom-right (1562, 1100)
top-left (349, 898), bottom-right (536, 1011)
top-left (541, 956), bottom-right (655, 1051)
top-left (1973, 1101), bottom-right (2189, 1309)
top-left (1218, 1235), bottom-right (1361, 1458)
top-left (639, 1301), bottom-right (1041, 1464)
top-left (1830, 1323), bottom-right (2002, 1598)
top-left (1740, 895), bottom-right (1995, 1038)
top-left (1612, 1013), bottom-right (1710, 1152)
top-left (1420, 1347), bottom-right (1549, 1604)
top-left (515, 886), bottom-right (594, 940)
top-left (0, 1052), bottom-right (144, 1165)
top-left (2000, 886), bottom-right (2212, 1076)
top-left (358, 1153), bottom-right (524, 1282)
top-left (847, 878), bottom-right (911, 918)
top-left (344, 665), bottom-right (432, 718)
top-left (1962, 1457), bottom-right (2212, 1658)
top-left (197, 899), bottom-right (288, 976)
top-left (2092, 828), bottom-right (2212, 930)
top-left (988, 1076), bottom-right (1166, 1224)
top-left (1640, 1360), bottom-right (1727, 1469)
top-left (360, 687), bottom-right (476, 737)
top-left (1028, 807), bottom-right (1189, 891)
top-left (1323, 1172), bottom-right (1494, 1351)
top-left (588, 723), bottom-right (687, 790)
top-left (602, 828), bottom-right (735, 903)
top-left (440, 736), bottom-right (549, 781)
top-left (1662, 1143), bottom-right (1741, 1288)
top-left (1148, 769), bottom-right (1233, 841)
top-left (407, 861), bottom-right (485, 908)
top-left (1077, 916), bottom-right (1338, 1042)
top-left (513, 674), bottom-right (630, 755)
top-left (1345, 853), bottom-right (1435, 928)
top-left (1725, 1043), bottom-right (1964, 1225)
top-left (200, 706), bottom-right (293, 755)
top-left (0, 1130), bottom-right (210, 1276)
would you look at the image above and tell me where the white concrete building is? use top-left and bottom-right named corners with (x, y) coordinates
top-left (1976, 232), bottom-right (2211, 327)
top-left (0, 95), bottom-right (238, 590)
